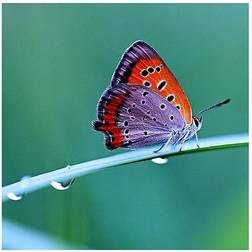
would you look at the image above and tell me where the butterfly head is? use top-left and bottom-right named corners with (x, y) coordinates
top-left (192, 115), bottom-right (203, 132)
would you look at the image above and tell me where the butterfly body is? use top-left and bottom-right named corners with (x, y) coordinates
top-left (93, 41), bottom-right (229, 150)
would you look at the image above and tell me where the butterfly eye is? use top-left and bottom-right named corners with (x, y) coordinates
top-left (141, 100), bottom-right (146, 105)
top-left (169, 115), bottom-right (174, 121)
top-left (156, 66), bottom-right (161, 72)
top-left (194, 118), bottom-right (199, 127)
top-left (127, 108), bottom-right (132, 113)
top-left (143, 131), bottom-right (148, 136)
top-left (124, 129), bottom-right (129, 134)
top-left (193, 116), bottom-right (203, 130)
top-left (176, 105), bottom-right (181, 110)
top-left (142, 91), bottom-right (149, 97)
top-left (130, 116), bottom-right (135, 121)
top-left (124, 121), bottom-right (129, 126)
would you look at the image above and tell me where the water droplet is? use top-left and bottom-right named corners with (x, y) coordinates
top-left (7, 192), bottom-right (23, 201)
top-left (7, 176), bottom-right (32, 201)
top-left (151, 157), bottom-right (168, 164)
top-left (50, 178), bottom-right (75, 191)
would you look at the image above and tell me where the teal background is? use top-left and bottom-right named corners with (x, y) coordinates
top-left (3, 3), bottom-right (248, 249)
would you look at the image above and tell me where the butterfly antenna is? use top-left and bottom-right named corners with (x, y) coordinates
top-left (196, 98), bottom-right (231, 116)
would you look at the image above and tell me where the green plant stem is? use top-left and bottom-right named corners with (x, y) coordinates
top-left (2, 133), bottom-right (248, 202)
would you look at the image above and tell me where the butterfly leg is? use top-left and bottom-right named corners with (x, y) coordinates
top-left (179, 130), bottom-right (191, 151)
top-left (195, 132), bottom-right (200, 148)
top-left (179, 142), bottom-right (186, 151)
top-left (154, 135), bottom-right (173, 153)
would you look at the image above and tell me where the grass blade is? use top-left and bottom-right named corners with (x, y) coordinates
top-left (2, 133), bottom-right (248, 202)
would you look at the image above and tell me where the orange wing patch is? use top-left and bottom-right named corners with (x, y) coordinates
top-left (128, 58), bottom-right (192, 124)
top-left (110, 41), bottom-right (192, 124)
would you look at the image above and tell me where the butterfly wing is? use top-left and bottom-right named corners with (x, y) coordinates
top-left (93, 84), bottom-right (184, 149)
top-left (111, 40), bottom-right (192, 124)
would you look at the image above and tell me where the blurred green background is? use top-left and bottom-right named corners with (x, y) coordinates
top-left (3, 3), bottom-right (248, 249)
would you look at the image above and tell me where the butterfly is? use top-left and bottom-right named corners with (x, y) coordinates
top-left (93, 40), bottom-right (230, 151)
